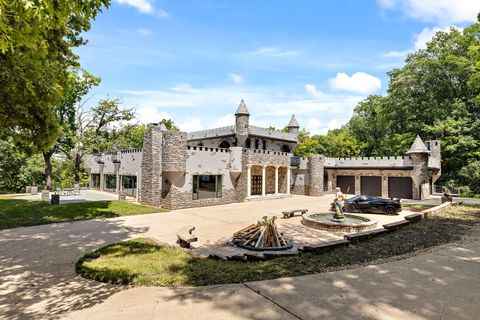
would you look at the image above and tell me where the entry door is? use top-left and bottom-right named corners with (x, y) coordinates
top-left (251, 175), bottom-right (262, 195)
top-left (361, 176), bottom-right (382, 196)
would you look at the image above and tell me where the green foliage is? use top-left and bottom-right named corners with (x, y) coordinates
top-left (0, 0), bottom-right (110, 150)
top-left (294, 18), bottom-right (480, 190)
top-left (158, 119), bottom-right (179, 131)
top-left (458, 161), bottom-right (480, 194)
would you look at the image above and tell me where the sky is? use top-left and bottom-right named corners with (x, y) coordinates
top-left (75, 0), bottom-right (480, 134)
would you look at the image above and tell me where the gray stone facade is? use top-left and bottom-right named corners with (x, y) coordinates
top-left (85, 100), bottom-right (442, 209)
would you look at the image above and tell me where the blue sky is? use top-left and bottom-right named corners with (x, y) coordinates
top-left (75, 0), bottom-right (480, 134)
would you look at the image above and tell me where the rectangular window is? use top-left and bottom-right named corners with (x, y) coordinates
top-left (192, 175), bottom-right (222, 200)
top-left (255, 139), bottom-right (259, 149)
top-left (91, 174), bottom-right (101, 188)
top-left (262, 140), bottom-right (267, 150)
top-left (121, 175), bottom-right (137, 197)
top-left (105, 175), bottom-right (116, 191)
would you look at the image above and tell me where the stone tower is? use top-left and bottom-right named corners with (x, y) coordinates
top-left (425, 140), bottom-right (441, 159)
top-left (287, 114), bottom-right (300, 137)
top-left (406, 135), bottom-right (430, 200)
top-left (308, 154), bottom-right (325, 196)
top-left (139, 124), bottom-right (164, 207)
top-left (235, 99), bottom-right (250, 147)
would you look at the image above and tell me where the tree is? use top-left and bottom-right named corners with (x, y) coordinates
top-left (158, 119), bottom-right (179, 131)
top-left (42, 70), bottom-right (100, 189)
top-left (71, 98), bottom-right (135, 182)
top-left (0, 0), bottom-right (109, 150)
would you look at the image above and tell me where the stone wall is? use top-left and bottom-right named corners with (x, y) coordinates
top-left (139, 125), bottom-right (163, 206)
top-left (162, 130), bottom-right (187, 175)
top-left (162, 177), bottom-right (237, 210)
top-left (326, 168), bottom-right (413, 198)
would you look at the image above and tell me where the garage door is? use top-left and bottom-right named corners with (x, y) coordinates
top-left (337, 176), bottom-right (355, 194)
top-left (361, 176), bottom-right (382, 196)
top-left (388, 177), bottom-right (413, 199)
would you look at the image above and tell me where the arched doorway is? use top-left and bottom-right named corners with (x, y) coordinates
top-left (219, 141), bottom-right (230, 148)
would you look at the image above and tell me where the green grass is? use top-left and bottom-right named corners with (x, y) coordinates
top-left (77, 204), bottom-right (480, 287)
top-left (0, 197), bottom-right (164, 229)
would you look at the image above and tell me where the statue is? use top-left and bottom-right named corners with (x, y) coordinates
top-left (333, 187), bottom-right (345, 222)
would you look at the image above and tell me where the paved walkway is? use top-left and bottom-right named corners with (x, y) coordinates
top-left (15, 189), bottom-right (120, 204)
top-left (1, 195), bottom-right (478, 319)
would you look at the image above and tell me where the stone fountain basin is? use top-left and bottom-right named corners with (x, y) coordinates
top-left (301, 213), bottom-right (378, 233)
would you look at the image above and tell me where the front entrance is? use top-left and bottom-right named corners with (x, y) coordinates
top-left (251, 175), bottom-right (262, 195)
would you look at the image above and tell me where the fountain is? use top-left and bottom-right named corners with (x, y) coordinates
top-left (301, 212), bottom-right (377, 232)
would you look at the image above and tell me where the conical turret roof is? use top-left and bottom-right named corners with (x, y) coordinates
top-left (288, 114), bottom-right (299, 128)
top-left (235, 99), bottom-right (250, 116)
top-left (406, 135), bottom-right (430, 154)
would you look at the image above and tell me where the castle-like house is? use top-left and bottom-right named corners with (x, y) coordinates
top-left (84, 100), bottom-right (441, 210)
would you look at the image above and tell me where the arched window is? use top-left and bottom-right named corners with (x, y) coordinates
top-left (219, 141), bottom-right (230, 149)
top-left (281, 145), bottom-right (291, 152)
top-left (197, 142), bottom-right (204, 147)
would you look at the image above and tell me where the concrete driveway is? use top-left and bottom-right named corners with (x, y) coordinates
top-left (0, 195), bottom-right (479, 319)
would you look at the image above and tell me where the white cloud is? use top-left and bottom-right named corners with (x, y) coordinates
top-left (378, 0), bottom-right (480, 25)
top-left (306, 118), bottom-right (343, 135)
top-left (115, 0), bottom-right (152, 13)
top-left (381, 26), bottom-right (460, 58)
top-left (246, 47), bottom-right (302, 58)
top-left (136, 106), bottom-right (172, 124)
top-left (329, 72), bottom-right (381, 94)
top-left (178, 118), bottom-right (204, 132)
top-left (414, 26), bottom-right (458, 50)
top-left (118, 83), bottom-right (366, 136)
top-left (171, 83), bottom-right (194, 93)
top-left (115, 0), bottom-right (169, 17)
top-left (213, 114), bottom-right (235, 127)
top-left (229, 73), bottom-right (244, 85)
top-left (305, 84), bottom-right (328, 99)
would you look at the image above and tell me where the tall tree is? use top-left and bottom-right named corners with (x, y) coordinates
top-left (0, 0), bottom-right (109, 150)
top-left (42, 70), bottom-right (100, 189)
top-left (71, 98), bottom-right (135, 182)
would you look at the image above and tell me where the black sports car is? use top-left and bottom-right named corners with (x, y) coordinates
top-left (330, 195), bottom-right (402, 215)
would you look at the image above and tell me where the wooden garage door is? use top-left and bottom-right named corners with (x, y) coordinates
top-left (337, 176), bottom-right (355, 194)
top-left (388, 177), bottom-right (413, 199)
top-left (361, 176), bottom-right (382, 196)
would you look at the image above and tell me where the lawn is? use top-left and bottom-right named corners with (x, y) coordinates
top-left (0, 197), bottom-right (164, 230)
top-left (77, 204), bottom-right (480, 287)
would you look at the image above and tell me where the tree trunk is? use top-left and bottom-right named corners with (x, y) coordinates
top-left (74, 152), bottom-right (82, 183)
top-left (43, 151), bottom-right (53, 190)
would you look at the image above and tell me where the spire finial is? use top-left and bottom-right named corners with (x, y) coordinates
top-left (406, 135), bottom-right (430, 154)
top-left (235, 99), bottom-right (250, 116)
top-left (288, 114), bottom-right (299, 128)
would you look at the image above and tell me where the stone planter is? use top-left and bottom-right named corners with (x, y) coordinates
top-left (41, 190), bottom-right (50, 201)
